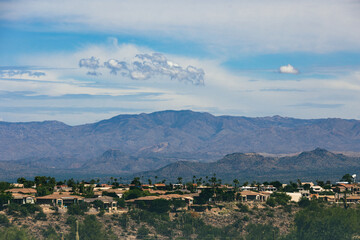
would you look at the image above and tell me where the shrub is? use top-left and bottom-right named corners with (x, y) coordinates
top-left (137, 225), bottom-right (149, 239)
top-left (67, 202), bottom-right (89, 215)
top-left (266, 197), bottom-right (276, 207)
top-left (0, 214), bottom-right (10, 227)
top-left (35, 211), bottom-right (47, 221)
top-left (237, 203), bottom-right (250, 212)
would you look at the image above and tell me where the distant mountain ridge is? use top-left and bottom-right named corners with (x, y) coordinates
top-left (1, 110), bottom-right (360, 164)
top-left (139, 148), bottom-right (360, 182)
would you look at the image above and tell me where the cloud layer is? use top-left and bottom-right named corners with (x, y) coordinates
top-left (81, 53), bottom-right (205, 85)
top-left (2, 0), bottom-right (360, 54)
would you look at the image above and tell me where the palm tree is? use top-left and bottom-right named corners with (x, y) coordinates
top-left (233, 179), bottom-right (240, 191)
top-left (192, 175), bottom-right (196, 184)
top-left (177, 177), bottom-right (183, 184)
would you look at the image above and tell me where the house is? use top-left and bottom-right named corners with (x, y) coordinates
top-left (126, 194), bottom-right (194, 207)
top-left (36, 193), bottom-right (84, 207)
top-left (84, 196), bottom-right (118, 212)
top-left (334, 183), bottom-right (360, 194)
top-left (319, 195), bottom-right (336, 203)
top-left (299, 189), bottom-right (310, 198)
top-left (239, 191), bottom-right (268, 202)
top-left (154, 183), bottom-right (167, 190)
top-left (260, 185), bottom-right (277, 192)
top-left (286, 192), bottom-right (302, 202)
top-left (241, 186), bottom-right (258, 191)
top-left (101, 189), bottom-right (126, 198)
top-left (344, 195), bottom-right (360, 203)
top-left (311, 185), bottom-right (325, 193)
top-left (55, 185), bottom-right (72, 192)
top-left (6, 188), bottom-right (37, 195)
top-left (11, 183), bottom-right (24, 188)
top-left (302, 182), bottom-right (314, 187)
top-left (11, 193), bottom-right (36, 204)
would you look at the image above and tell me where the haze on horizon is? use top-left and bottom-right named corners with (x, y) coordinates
top-left (1, 0), bottom-right (360, 125)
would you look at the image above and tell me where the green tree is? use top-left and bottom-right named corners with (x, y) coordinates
top-left (341, 173), bottom-right (354, 183)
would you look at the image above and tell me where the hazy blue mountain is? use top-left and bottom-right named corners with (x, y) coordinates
top-left (1, 110), bottom-right (360, 163)
top-left (138, 148), bottom-right (360, 182)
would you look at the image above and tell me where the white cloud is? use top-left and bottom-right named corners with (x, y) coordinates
top-left (279, 64), bottom-right (299, 74)
top-left (79, 56), bottom-right (101, 76)
top-left (102, 53), bottom-right (205, 85)
top-left (1, 0), bottom-right (360, 54)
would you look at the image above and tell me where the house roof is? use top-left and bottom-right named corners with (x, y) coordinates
top-left (6, 188), bottom-right (37, 194)
top-left (84, 196), bottom-right (116, 203)
top-left (36, 192), bottom-right (84, 200)
top-left (240, 190), bottom-right (260, 196)
top-left (126, 194), bottom-right (193, 203)
top-left (154, 183), bottom-right (166, 187)
top-left (337, 183), bottom-right (355, 188)
top-left (12, 193), bottom-right (34, 199)
top-left (346, 195), bottom-right (360, 200)
top-left (102, 189), bottom-right (126, 194)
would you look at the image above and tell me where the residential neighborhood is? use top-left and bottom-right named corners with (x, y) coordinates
top-left (2, 173), bottom-right (360, 216)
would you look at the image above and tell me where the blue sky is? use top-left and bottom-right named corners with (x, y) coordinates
top-left (1, 0), bottom-right (360, 125)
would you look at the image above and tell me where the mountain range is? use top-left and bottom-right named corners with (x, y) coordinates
top-left (138, 148), bottom-right (360, 182)
top-left (1, 110), bottom-right (360, 181)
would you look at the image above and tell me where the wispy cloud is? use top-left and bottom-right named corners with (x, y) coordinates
top-left (279, 64), bottom-right (299, 74)
top-left (290, 103), bottom-right (344, 109)
top-left (0, 69), bottom-right (46, 78)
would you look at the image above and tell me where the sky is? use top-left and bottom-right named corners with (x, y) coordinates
top-left (1, 0), bottom-right (360, 125)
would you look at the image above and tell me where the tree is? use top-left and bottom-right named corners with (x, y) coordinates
top-left (0, 182), bottom-right (11, 192)
top-left (148, 199), bottom-right (171, 213)
top-left (341, 174), bottom-right (353, 183)
top-left (177, 177), bottom-right (183, 184)
top-left (233, 179), bottom-right (240, 191)
top-left (0, 192), bottom-right (12, 210)
top-left (131, 177), bottom-right (142, 188)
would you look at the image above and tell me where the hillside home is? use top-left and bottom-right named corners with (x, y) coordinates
top-left (101, 189), bottom-right (126, 198)
top-left (84, 196), bottom-right (118, 212)
top-left (11, 183), bottom-right (24, 188)
top-left (311, 185), bottom-right (325, 193)
top-left (127, 194), bottom-right (193, 207)
top-left (260, 185), bottom-right (277, 192)
top-left (239, 191), bottom-right (268, 202)
top-left (6, 188), bottom-right (37, 195)
top-left (55, 185), bottom-right (72, 192)
top-left (240, 186), bottom-right (258, 191)
top-left (335, 183), bottom-right (360, 193)
top-left (302, 182), bottom-right (314, 187)
top-left (11, 193), bottom-right (36, 204)
top-left (345, 195), bottom-right (360, 203)
top-left (319, 195), bottom-right (336, 203)
top-left (154, 183), bottom-right (167, 190)
top-left (36, 193), bottom-right (84, 207)
top-left (286, 192), bottom-right (302, 202)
